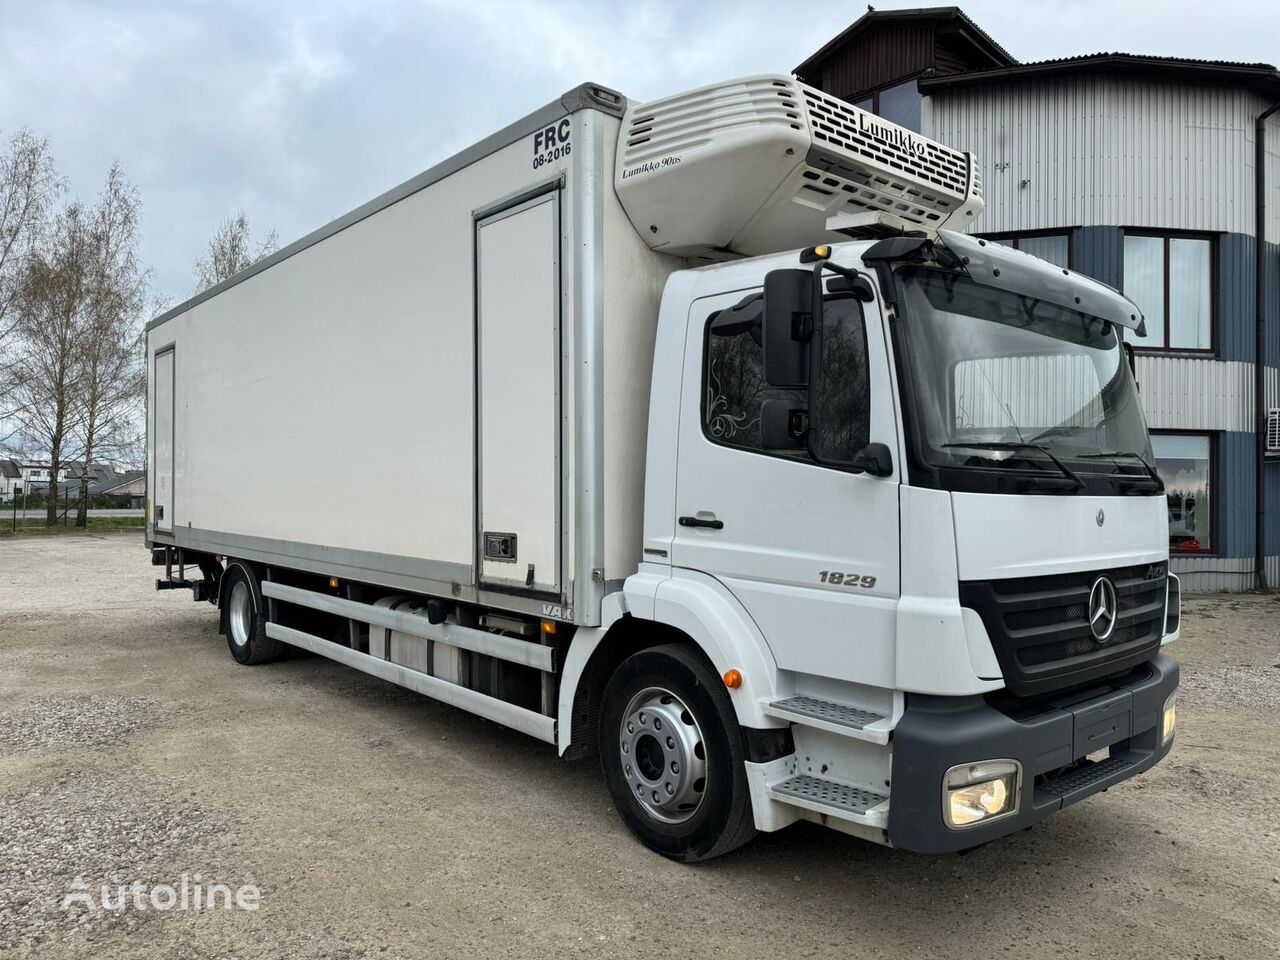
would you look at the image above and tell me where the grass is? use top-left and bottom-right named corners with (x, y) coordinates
top-left (0, 516), bottom-right (145, 538)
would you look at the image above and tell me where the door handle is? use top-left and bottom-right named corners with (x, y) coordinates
top-left (679, 515), bottom-right (724, 530)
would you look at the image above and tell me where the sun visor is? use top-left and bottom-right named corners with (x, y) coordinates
top-left (937, 229), bottom-right (1146, 336)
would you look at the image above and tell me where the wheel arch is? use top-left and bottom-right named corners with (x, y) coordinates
top-left (558, 570), bottom-right (783, 758)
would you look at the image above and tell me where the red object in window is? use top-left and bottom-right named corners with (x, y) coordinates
top-left (1173, 539), bottom-right (1202, 552)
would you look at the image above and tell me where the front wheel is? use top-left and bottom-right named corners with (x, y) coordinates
top-left (599, 644), bottom-right (756, 861)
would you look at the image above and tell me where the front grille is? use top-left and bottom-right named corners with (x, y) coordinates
top-left (960, 563), bottom-right (1167, 696)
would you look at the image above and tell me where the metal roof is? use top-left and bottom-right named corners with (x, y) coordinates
top-left (103, 471), bottom-right (145, 495)
top-left (919, 52), bottom-right (1280, 97)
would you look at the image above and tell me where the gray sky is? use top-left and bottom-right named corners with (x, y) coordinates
top-left (2, 0), bottom-right (1277, 306)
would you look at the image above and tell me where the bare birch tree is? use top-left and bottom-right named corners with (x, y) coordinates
top-left (193, 210), bottom-right (277, 291)
top-left (73, 163), bottom-right (147, 525)
top-left (9, 201), bottom-right (91, 524)
top-left (0, 129), bottom-right (62, 423)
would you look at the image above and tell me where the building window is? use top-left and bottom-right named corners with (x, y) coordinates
top-left (985, 231), bottom-right (1071, 269)
top-left (1151, 433), bottom-right (1214, 553)
top-left (1122, 233), bottom-right (1213, 351)
top-left (703, 296), bottom-right (870, 463)
top-left (853, 79), bottom-right (922, 132)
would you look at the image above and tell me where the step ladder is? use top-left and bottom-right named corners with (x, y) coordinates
top-left (763, 695), bottom-right (892, 744)
top-left (759, 693), bottom-right (894, 828)
top-left (769, 773), bottom-right (889, 826)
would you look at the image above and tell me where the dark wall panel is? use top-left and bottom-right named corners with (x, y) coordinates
top-left (1215, 432), bottom-right (1280, 560)
top-left (1073, 225), bottom-right (1124, 288)
top-left (809, 24), bottom-right (937, 102)
top-left (1220, 430), bottom-right (1253, 558)
top-left (1217, 233), bottom-right (1280, 364)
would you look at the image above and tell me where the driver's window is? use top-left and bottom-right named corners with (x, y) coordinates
top-left (702, 297), bottom-right (870, 462)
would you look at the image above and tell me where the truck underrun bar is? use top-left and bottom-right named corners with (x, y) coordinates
top-left (260, 581), bottom-right (555, 671)
top-left (263, 621), bottom-right (557, 743)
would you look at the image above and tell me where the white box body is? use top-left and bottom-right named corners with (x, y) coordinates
top-left (147, 85), bottom-right (676, 625)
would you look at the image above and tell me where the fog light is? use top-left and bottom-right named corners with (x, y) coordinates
top-left (944, 760), bottom-right (1020, 829)
top-left (1162, 691), bottom-right (1177, 748)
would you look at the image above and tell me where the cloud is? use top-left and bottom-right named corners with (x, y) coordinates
top-left (1, 0), bottom-right (1276, 303)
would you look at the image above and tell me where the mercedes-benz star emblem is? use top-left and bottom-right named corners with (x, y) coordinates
top-left (1088, 577), bottom-right (1118, 642)
top-left (1096, 508), bottom-right (1106, 527)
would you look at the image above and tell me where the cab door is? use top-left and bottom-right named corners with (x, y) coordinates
top-left (670, 286), bottom-right (900, 686)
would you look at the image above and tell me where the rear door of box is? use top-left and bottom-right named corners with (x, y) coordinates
top-left (475, 187), bottom-right (562, 595)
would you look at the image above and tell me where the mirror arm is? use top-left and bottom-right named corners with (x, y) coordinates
top-left (803, 263), bottom-right (830, 467)
top-left (801, 260), bottom-right (895, 478)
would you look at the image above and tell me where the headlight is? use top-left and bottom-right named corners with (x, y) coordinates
top-left (943, 759), bottom-right (1021, 829)
top-left (1162, 691), bottom-right (1177, 748)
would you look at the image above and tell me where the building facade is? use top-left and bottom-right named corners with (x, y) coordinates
top-left (15, 461), bottom-right (62, 495)
top-left (0, 459), bottom-right (18, 501)
top-left (797, 7), bottom-right (1280, 591)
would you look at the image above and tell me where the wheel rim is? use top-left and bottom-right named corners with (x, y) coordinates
top-left (228, 580), bottom-right (253, 647)
top-left (618, 686), bottom-right (708, 824)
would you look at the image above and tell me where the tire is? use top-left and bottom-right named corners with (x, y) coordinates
top-left (221, 563), bottom-right (286, 665)
top-left (599, 643), bottom-right (757, 862)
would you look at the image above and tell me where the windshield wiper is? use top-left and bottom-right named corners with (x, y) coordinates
top-left (1025, 425), bottom-right (1082, 444)
top-left (1077, 451), bottom-right (1164, 490)
top-left (941, 441), bottom-right (1086, 490)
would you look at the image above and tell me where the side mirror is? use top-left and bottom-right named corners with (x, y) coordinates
top-left (851, 442), bottom-right (894, 477)
top-left (762, 269), bottom-right (814, 388)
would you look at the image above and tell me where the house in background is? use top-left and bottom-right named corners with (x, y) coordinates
top-left (15, 461), bottom-right (62, 494)
top-left (0, 459), bottom-right (19, 501)
top-left (63, 462), bottom-right (123, 490)
top-left (1, 459), bottom-right (143, 503)
top-left (102, 470), bottom-right (146, 509)
top-left (796, 6), bottom-right (1280, 591)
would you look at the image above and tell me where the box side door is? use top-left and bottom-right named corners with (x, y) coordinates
top-left (475, 189), bottom-right (563, 594)
top-left (152, 346), bottom-right (175, 533)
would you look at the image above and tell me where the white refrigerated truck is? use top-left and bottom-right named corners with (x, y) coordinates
top-left (147, 75), bottom-right (1181, 861)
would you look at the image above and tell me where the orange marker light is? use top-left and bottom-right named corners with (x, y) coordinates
top-left (541, 620), bottom-right (557, 635)
top-left (723, 668), bottom-right (743, 689)
top-left (328, 577), bottom-right (340, 588)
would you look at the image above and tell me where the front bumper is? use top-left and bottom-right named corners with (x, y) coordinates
top-left (888, 653), bottom-right (1178, 853)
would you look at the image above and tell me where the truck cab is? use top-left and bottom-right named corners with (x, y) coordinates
top-left (612, 229), bottom-right (1179, 855)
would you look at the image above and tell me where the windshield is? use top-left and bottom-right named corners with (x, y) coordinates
top-left (896, 267), bottom-right (1155, 492)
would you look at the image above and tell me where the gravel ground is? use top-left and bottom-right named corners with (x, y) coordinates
top-left (1, 532), bottom-right (1278, 959)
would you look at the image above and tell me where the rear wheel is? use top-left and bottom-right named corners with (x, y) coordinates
top-left (222, 564), bottom-right (285, 665)
top-left (599, 644), bottom-right (756, 861)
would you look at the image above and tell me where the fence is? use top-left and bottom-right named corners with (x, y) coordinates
top-left (4, 487), bottom-right (145, 535)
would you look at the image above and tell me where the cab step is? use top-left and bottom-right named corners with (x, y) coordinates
top-left (763, 695), bottom-right (891, 744)
top-left (768, 774), bottom-right (889, 826)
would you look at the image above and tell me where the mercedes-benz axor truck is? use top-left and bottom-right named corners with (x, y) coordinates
top-left (146, 75), bottom-right (1181, 861)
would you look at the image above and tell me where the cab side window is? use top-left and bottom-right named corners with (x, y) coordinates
top-left (702, 296), bottom-right (870, 463)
